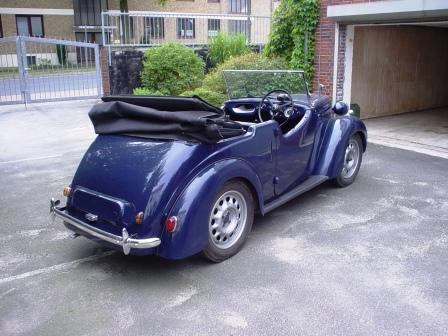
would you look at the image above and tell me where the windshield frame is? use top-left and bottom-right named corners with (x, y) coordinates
top-left (222, 69), bottom-right (310, 101)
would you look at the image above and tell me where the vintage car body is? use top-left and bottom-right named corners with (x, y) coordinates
top-left (51, 70), bottom-right (367, 261)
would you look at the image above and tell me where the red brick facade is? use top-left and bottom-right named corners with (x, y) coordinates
top-left (313, 0), bottom-right (383, 97)
top-left (100, 47), bottom-right (110, 96)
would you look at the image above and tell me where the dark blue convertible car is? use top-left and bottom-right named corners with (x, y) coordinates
top-left (51, 70), bottom-right (367, 262)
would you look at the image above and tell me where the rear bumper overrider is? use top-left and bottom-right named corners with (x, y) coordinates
top-left (50, 198), bottom-right (161, 255)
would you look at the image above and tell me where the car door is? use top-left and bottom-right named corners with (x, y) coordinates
top-left (273, 110), bottom-right (318, 196)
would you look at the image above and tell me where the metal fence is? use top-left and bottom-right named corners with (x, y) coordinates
top-left (101, 11), bottom-right (271, 47)
top-left (0, 36), bottom-right (102, 105)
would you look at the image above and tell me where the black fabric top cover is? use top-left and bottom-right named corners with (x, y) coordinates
top-left (89, 96), bottom-right (245, 144)
top-left (102, 95), bottom-right (223, 113)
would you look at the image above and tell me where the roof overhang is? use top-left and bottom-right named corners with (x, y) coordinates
top-left (327, 0), bottom-right (448, 24)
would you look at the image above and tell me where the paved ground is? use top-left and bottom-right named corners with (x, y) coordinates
top-left (0, 101), bottom-right (447, 336)
top-left (365, 107), bottom-right (448, 159)
top-left (0, 72), bottom-right (98, 103)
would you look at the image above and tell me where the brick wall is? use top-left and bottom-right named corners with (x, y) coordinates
top-left (313, 0), bottom-right (385, 97)
top-left (100, 47), bottom-right (110, 96)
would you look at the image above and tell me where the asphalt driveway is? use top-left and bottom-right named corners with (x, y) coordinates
top-left (0, 101), bottom-right (447, 335)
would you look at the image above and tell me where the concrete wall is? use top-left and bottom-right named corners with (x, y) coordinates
top-left (351, 26), bottom-right (448, 118)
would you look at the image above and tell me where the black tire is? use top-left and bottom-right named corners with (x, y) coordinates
top-left (202, 180), bottom-right (254, 262)
top-left (333, 134), bottom-right (363, 188)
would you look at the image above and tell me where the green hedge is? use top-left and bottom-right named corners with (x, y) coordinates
top-left (181, 88), bottom-right (228, 107)
top-left (208, 32), bottom-right (250, 67)
top-left (202, 53), bottom-right (289, 95)
top-left (181, 53), bottom-right (289, 106)
top-left (137, 43), bottom-right (205, 95)
top-left (134, 45), bottom-right (290, 107)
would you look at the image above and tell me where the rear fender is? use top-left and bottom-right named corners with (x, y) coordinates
top-left (158, 158), bottom-right (263, 260)
top-left (313, 116), bottom-right (367, 178)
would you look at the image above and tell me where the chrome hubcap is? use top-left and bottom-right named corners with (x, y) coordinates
top-left (209, 190), bottom-right (247, 249)
top-left (342, 139), bottom-right (360, 179)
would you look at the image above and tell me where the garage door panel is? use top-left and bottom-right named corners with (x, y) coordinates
top-left (351, 26), bottom-right (448, 119)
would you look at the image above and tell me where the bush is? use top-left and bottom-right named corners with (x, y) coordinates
top-left (56, 44), bottom-right (67, 65)
top-left (133, 87), bottom-right (165, 96)
top-left (138, 43), bottom-right (205, 95)
top-left (202, 53), bottom-right (289, 96)
top-left (208, 32), bottom-right (250, 66)
top-left (181, 88), bottom-right (228, 107)
top-left (136, 52), bottom-right (289, 106)
top-left (181, 53), bottom-right (288, 106)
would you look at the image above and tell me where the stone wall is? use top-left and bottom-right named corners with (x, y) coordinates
top-left (108, 49), bottom-right (144, 95)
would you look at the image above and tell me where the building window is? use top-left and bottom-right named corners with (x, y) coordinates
top-left (230, 0), bottom-right (248, 13)
top-left (208, 19), bottom-right (220, 37)
top-left (144, 17), bottom-right (164, 39)
top-left (16, 15), bottom-right (44, 37)
top-left (0, 15), bottom-right (3, 38)
top-left (75, 32), bottom-right (101, 43)
top-left (208, 0), bottom-right (220, 2)
top-left (177, 18), bottom-right (195, 38)
top-left (229, 20), bottom-right (247, 35)
top-left (73, 0), bottom-right (108, 27)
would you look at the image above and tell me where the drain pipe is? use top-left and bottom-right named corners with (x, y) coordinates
top-left (332, 22), bottom-right (339, 106)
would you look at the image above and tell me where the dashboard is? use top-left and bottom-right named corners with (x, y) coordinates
top-left (223, 97), bottom-right (307, 125)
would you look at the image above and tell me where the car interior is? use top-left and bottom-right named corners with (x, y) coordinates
top-left (223, 92), bottom-right (309, 134)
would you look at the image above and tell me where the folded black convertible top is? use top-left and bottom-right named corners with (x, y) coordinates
top-left (89, 96), bottom-right (244, 143)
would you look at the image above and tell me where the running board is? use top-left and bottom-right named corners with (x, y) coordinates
top-left (264, 175), bottom-right (328, 214)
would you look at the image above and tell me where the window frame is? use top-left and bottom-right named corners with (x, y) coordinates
top-left (176, 17), bottom-right (196, 39)
top-left (228, 20), bottom-right (247, 35)
top-left (230, 0), bottom-right (248, 13)
top-left (144, 16), bottom-right (165, 39)
top-left (207, 18), bottom-right (220, 37)
top-left (15, 15), bottom-right (45, 37)
top-left (73, 0), bottom-right (108, 27)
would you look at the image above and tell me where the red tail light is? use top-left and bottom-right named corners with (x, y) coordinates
top-left (165, 216), bottom-right (178, 232)
top-left (135, 212), bottom-right (144, 225)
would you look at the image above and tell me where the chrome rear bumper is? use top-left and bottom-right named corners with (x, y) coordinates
top-left (50, 198), bottom-right (161, 255)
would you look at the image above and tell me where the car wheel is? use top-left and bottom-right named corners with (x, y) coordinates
top-left (333, 134), bottom-right (363, 187)
top-left (202, 180), bottom-right (254, 262)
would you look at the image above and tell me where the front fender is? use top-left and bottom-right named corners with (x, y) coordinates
top-left (313, 116), bottom-right (367, 178)
top-left (157, 158), bottom-right (263, 260)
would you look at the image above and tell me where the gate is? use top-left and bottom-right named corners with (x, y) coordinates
top-left (0, 36), bottom-right (102, 105)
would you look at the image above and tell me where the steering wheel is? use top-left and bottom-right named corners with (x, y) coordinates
top-left (258, 89), bottom-right (294, 123)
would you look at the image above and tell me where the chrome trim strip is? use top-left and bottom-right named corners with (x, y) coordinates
top-left (263, 175), bottom-right (328, 214)
top-left (50, 198), bottom-right (161, 255)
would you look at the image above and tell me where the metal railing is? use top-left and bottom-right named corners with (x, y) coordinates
top-left (101, 11), bottom-right (272, 47)
top-left (0, 36), bottom-right (102, 105)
